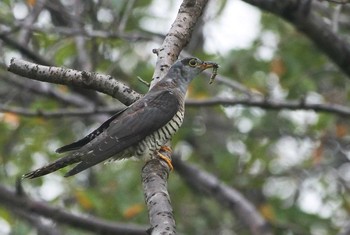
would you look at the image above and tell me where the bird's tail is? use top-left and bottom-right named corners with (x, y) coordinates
top-left (22, 153), bottom-right (82, 179)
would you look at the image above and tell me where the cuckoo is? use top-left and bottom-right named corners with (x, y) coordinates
top-left (23, 57), bottom-right (218, 178)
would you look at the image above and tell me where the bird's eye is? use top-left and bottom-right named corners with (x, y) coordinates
top-left (188, 59), bottom-right (198, 67)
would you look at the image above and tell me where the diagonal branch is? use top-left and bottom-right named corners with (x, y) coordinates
top-left (243, 0), bottom-right (350, 78)
top-left (0, 34), bottom-right (52, 66)
top-left (173, 157), bottom-right (272, 235)
top-left (0, 185), bottom-right (147, 235)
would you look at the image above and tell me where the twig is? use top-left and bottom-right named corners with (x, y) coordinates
top-left (118, 0), bottom-right (136, 32)
top-left (137, 76), bottom-right (150, 87)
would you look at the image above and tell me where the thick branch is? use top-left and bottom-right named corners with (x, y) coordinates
top-left (142, 0), bottom-right (210, 234)
top-left (142, 158), bottom-right (175, 235)
top-left (151, 0), bottom-right (209, 87)
top-left (7, 58), bottom-right (141, 106)
top-left (0, 185), bottom-right (147, 235)
top-left (243, 0), bottom-right (350, 78)
top-left (173, 157), bottom-right (272, 235)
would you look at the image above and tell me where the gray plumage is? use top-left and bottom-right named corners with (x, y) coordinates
top-left (23, 57), bottom-right (218, 178)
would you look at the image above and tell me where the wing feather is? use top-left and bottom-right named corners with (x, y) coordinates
top-left (64, 90), bottom-right (179, 176)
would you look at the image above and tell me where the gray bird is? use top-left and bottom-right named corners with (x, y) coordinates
top-left (23, 57), bottom-right (218, 178)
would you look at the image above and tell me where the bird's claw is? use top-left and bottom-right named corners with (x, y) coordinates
top-left (157, 146), bottom-right (173, 171)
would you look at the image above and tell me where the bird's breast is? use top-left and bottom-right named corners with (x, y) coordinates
top-left (134, 109), bottom-right (185, 160)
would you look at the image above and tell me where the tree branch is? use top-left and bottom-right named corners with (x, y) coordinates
top-left (0, 185), bottom-right (148, 235)
top-left (143, 0), bottom-right (210, 234)
top-left (2, 75), bottom-right (94, 108)
top-left (0, 34), bottom-right (52, 66)
top-left (151, 0), bottom-right (209, 87)
top-left (142, 158), bottom-right (175, 235)
top-left (173, 157), bottom-right (272, 235)
top-left (7, 58), bottom-right (141, 106)
top-left (0, 105), bottom-right (123, 118)
top-left (3, 97), bottom-right (350, 118)
top-left (186, 97), bottom-right (350, 117)
top-left (243, 0), bottom-right (350, 78)
top-left (12, 208), bottom-right (63, 235)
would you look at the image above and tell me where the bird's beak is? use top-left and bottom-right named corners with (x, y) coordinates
top-left (200, 61), bottom-right (219, 70)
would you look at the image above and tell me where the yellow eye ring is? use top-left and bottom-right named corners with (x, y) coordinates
top-left (188, 59), bottom-right (198, 67)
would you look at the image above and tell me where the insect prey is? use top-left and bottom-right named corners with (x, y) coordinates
top-left (209, 63), bottom-right (219, 84)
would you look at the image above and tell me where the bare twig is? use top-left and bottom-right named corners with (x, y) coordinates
top-left (118, 0), bottom-right (136, 32)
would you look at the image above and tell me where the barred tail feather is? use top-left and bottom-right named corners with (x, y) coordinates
top-left (23, 154), bottom-right (83, 179)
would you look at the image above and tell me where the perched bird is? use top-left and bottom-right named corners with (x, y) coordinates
top-left (23, 57), bottom-right (218, 178)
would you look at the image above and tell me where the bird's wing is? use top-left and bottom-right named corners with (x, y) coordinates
top-left (56, 107), bottom-right (128, 153)
top-left (65, 89), bottom-right (180, 176)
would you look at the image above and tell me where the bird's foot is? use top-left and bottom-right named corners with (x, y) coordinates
top-left (157, 146), bottom-right (173, 171)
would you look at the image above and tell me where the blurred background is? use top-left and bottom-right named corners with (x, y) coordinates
top-left (1, 0), bottom-right (350, 234)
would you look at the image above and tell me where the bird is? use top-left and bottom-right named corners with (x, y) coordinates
top-left (23, 57), bottom-right (218, 178)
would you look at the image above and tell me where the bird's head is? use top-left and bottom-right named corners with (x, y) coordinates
top-left (153, 57), bottom-right (218, 94)
top-left (177, 57), bottom-right (217, 80)
top-left (163, 57), bottom-right (218, 89)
